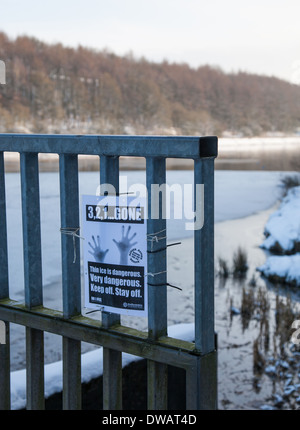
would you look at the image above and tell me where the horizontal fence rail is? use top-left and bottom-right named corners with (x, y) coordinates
top-left (0, 134), bottom-right (217, 158)
top-left (0, 133), bottom-right (218, 410)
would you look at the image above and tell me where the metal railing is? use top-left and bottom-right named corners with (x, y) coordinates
top-left (0, 134), bottom-right (218, 410)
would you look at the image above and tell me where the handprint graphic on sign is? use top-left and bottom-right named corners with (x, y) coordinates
top-left (113, 225), bottom-right (137, 265)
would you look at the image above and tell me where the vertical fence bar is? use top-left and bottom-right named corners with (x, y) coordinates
top-left (59, 153), bottom-right (82, 410)
top-left (0, 322), bottom-right (10, 410)
top-left (186, 352), bottom-right (218, 410)
top-left (100, 155), bottom-right (123, 410)
top-left (0, 152), bottom-right (9, 299)
top-left (146, 157), bottom-right (168, 410)
top-left (20, 152), bottom-right (44, 410)
top-left (190, 157), bottom-right (217, 409)
top-left (0, 152), bottom-right (10, 410)
top-left (194, 157), bottom-right (215, 353)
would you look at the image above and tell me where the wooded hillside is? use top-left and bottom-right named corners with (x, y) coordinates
top-left (0, 31), bottom-right (299, 136)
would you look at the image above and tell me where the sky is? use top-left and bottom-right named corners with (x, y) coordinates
top-left (1, 0), bottom-right (300, 84)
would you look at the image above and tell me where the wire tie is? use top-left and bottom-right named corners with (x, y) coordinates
top-left (60, 227), bottom-right (84, 263)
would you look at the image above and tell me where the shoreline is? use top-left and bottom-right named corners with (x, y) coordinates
top-left (3, 152), bottom-right (194, 172)
top-left (3, 134), bottom-right (300, 172)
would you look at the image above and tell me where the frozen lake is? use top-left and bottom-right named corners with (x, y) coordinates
top-left (5, 170), bottom-right (284, 305)
top-left (5, 168), bottom-right (300, 409)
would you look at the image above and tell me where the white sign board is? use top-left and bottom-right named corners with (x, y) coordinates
top-left (82, 195), bottom-right (147, 316)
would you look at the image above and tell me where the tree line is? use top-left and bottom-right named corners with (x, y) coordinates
top-left (0, 31), bottom-right (299, 136)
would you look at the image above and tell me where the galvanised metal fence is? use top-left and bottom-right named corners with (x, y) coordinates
top-left (0, 134), bottom-right (218, 410)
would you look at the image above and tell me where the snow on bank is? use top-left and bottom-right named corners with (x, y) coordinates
top-left (258, 185), bottom-right (300, 286)
top-left (10, 323), bottom-right (194, 410)
top-left (260, 186), bottom-right (300, 253)
top-left (257, 254), bottom-right (300, 287)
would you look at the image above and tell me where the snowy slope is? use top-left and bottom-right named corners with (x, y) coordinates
top-left (258, 185), bottom-right (300, 286)
top-left (260, 186), bottom-right (300, 253)
top-left (257, 253), bottom-right (300, 286)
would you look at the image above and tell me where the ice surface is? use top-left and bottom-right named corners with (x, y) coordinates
top-left (4, 170), bottom-right (284, 408)
top-left (5, 170), bottom-right (283, 299)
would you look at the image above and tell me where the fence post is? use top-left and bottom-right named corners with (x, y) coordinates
top-left (20, 152), bottom-right (45, 410)
top-left (188, 155), bottom-right (217, 409)
top-left (146, 157), bottom-right (168, 410)
top-left (100, 155), bottom-right (123, 410)
top-left (0, 320), bottom-right (10, 410)
top-left (59, 154), bottom-right (82, 410)
top-left (0, 152), bottom-right (8, 300)
top-left (0, 152), bottom-right (10, 410)
top-left (186, 352), bottom-right (218, 410)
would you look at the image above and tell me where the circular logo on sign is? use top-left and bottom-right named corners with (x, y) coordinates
top-left (129, 248), bottom-right (143, 264)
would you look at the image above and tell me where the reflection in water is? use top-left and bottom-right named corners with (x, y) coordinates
top-left (223, 274), bottom-right (300, 410)
top-left (215, 206), bottom-right (300, 410)
top-left (4, 137), bottom-right (300, 172)
top-left (216, 137), bottom-right (300, 171)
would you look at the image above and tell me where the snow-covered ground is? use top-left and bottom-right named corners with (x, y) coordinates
top-left (3, 169), bottom-right (291, 409)
top-left (257, 254), bottom-right (300, 286)
top-left (260, 185), bottom-right (300, 253)
top-left (258, 185), bottom-right (300, 286)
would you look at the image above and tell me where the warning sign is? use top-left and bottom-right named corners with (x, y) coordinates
top-left (82, 195), bottom-right (147, 316)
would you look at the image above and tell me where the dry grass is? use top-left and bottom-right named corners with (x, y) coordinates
top-left (280, 174), bottom-right (300, 195)
top-left (232, 247), bottom-right (249, 278)
top-left (253, 337), bottom-right (266, 374)
top-left (217, 247), bottom-right (249, 280)
top-left (275, 295), bottom-right (298, 350)
top-left (241, 288), bottom-right (255, 330)
top-left (217, 257), bottom-right (230, 278)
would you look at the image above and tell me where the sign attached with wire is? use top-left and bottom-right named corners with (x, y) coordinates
top-left (82, 194), bottom-right (148, 316)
